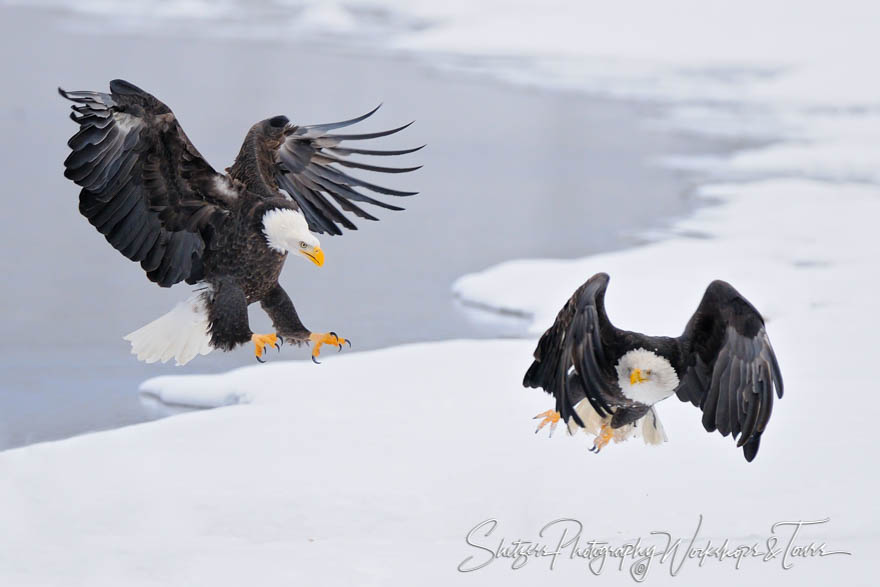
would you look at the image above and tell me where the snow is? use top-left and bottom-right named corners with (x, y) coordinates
top-left (0, 340), bottom-right (871, 584)
top-left (437, 2), bottom-right (880, 583)
top-left (13, 1), bottom-right (880, 164)
top-left (140, 373), bottom-right (251, 408)
top-left (17, 0), bottom-right (880, 191)
top-left (2, 0), bottom-right (878, 583)
top-left (454, 179), bottom-right (879, 337)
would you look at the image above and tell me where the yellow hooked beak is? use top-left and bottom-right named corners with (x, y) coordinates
top-left (302, 247), bottom-right (325, 267)
top-left (630, 368), bottom-right (647, 385)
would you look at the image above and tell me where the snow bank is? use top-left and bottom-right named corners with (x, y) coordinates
top-left (139, 373), bottom-right (252, 408)
top-left (454, 178), bottom-right (878, 336)
top-left (21, 1), bottom-right (880, 179)
top-left (0, 339), bottom-right (871, 585)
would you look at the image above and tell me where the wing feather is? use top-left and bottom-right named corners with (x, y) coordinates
top-left (301, 168), bottom-right (405, 211)
top-left (60, 80), bottom-right (234, 287)
top-left (259, 105), bottom-right (420, 235)
top-left (675, 280), bottom-right (783, 461)
top-left (524, 273), bottom-right (619, 427)
top-left (327, 145), bottom-right (425, 157)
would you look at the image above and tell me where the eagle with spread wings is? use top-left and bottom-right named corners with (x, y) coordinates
top-left (526, 273), bottom-right (784, 461)
top-left (60, 79), bottom-right (421, 365)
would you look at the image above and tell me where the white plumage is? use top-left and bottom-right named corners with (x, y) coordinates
top-left (123, 291), bottom-right (214, 366)
top-left (567, 400), bottom-right (668, 446)
top-left (261, 208), bottom-right (319, 254)
top-left (615, 348), bottom-right (680, 405)
top-left (212, 175), bottom-right (239, 200)
top-left (641, 407), bottom-right (668, 445)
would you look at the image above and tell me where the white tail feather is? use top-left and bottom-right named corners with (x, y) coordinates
top-left (641, 407), bottom-right (668, 445)
top-left (123, 292), bottom-right (213, 366)
top-left (568, 399), bottom-right (606, 436)
top-left (567, 400), bottom-right (667, 446)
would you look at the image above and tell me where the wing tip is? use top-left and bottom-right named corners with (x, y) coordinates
top-left (742, 436), bottom-right (760, 462)
top-left (109, 78), bottom-right (145, 95)
top-left (328, 120), bottom-right (415, 141)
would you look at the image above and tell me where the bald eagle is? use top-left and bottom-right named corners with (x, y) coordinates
top-left (526, 273), bottom-right (783, 461)
top-left (60, 79), bottom-right (420, 365)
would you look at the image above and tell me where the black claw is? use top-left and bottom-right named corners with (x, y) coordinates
top-left (278, 335), bottom-right (284, 347)
top-left (329, 331), bottom-right (339, 342)
top-left (275, 343), bottom-right (281, 352)
top-left (345, 339), bottom-right (352, 348)
top-left (256, 355), bottom-right (266, 364)
top-left (312, 355), bottom-right (321, 365)
top-left (337, 344), bottom-right (343, 352)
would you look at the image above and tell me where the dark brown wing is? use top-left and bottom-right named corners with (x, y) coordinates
top-left (674, 280), bottom-right (784, 461)
top-left (523, 273), bottom-right (618, 427)
top-left (60, 79), bottom-right (235, 287)
top-left (273, 106), bottom-right (422, 235)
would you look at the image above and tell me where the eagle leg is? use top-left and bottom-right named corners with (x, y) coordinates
top-left (308, 331), bottom-right (350, 364)
top-left (589, 424), bottom-right (615, 453)
top-left (252, 333), bottom-right (280, 363)
top-left (533, 409), bottom-right (561, 436)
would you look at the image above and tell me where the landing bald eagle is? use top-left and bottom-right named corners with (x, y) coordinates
top-left (526, 273), bottom-right (783, 461)
top-left (60, 79), bottom-right (420, 365)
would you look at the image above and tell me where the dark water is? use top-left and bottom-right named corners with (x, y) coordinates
top-left (0, 5), bottom-right (718, 449)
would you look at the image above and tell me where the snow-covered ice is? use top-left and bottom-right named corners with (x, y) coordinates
top-left (3, 174), bottom-right (877, 583)
top-left (454, 179), bottom-right (878, 337)
top-left (0, 339), bottom-right (871, 585)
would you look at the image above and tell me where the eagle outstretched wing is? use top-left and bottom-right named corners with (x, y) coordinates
top-left (60, 79), bottom-right (235, 287)
top-left (674, 280), bottom-right (784, 461)
top-left (523, 273), bottom-right (617, 427)
top-left (271, 106), bottom-right (423, 235)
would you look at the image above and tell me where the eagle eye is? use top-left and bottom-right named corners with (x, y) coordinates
top-left (299, 241), bottom-right (307, 249)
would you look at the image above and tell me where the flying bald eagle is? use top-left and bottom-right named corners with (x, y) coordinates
top-left (526, 273), bottom-right (783, 461)
top-left (60, 79), bottom-right (421, 365)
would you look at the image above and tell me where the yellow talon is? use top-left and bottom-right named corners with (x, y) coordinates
top-left (308, 331), bottom-right (349, 364)
top-left (534, 409), bottom-right (561, 436)
top-left (252, 333), bottom-right (279, 362)
top-left (590, 423), bottom-right (615, 453)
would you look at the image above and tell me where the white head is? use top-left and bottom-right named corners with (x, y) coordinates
top-left (261, 208), bottom-right (324, 266)
top-left (615, 348), bottom-right (680, 406)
